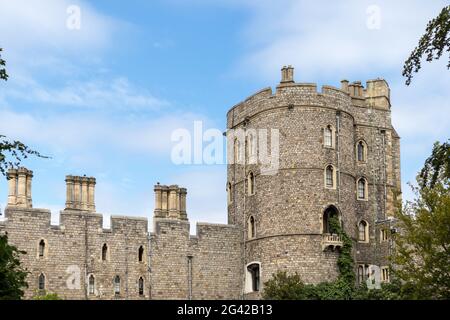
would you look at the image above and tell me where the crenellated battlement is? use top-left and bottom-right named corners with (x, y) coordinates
top-left (227, 66), bottom-right (391, 128)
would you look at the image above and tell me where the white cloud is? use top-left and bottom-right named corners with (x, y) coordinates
top-left (0, 0), bottom-right (118, 58)
top-left (1, 75), bottom-right (168, 110)
top-left (0, 108), bottom-right (213, 159)
top-left (233, 0), bottom-right (449, 81)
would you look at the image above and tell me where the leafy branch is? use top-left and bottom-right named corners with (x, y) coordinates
top-left (0, 135), bottom-right (49, 177)
top-left (403, 6), bottom-right (450, 85)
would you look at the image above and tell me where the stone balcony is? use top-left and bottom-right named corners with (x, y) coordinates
top-left (322, 233), bottom-right (343, 251)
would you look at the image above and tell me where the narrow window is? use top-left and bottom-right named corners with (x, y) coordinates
top-left (324, 125), bottom-right (333, 147)
top-left (357, 178), bottom-right (367, 200)
top-left (357, 141), bottom-right (366, 162)
top-left (114, 276), bottom-right (121, 295)
top-left (138, 277), bottom-right (144, 296)
top-left (247, 263), bottom-right (260, 292)
top-left (325, 165), bottom-right (334, 188)
top-left (381, 267), bottom-right (390, 282)
top-left (227, 182), bottom-right (232, 204)
top-left (358, 221), bottom-right (368, 242)
top-left (358, 265), bottom-right (365, 284)
top-left (88, 275), bottom-right (95, 295)
top-left (248, 132), bottom-right (256, 157)
top-left (234, 138), bottom-right (240, 164)
top-left (247, 172), bottom-right (255, 195)
top-left (39, 239), bottom-right (45, 258)
top-left (38, 273), bottom-right (45, 290)
top-left (248, 216), bottom-right (256, 239)
top-left (380, 229), bottom-right (388, 242)
top-left (102, 244), bottom-right (108, 261)
top-left (138, 246), bottom-right (144, 263)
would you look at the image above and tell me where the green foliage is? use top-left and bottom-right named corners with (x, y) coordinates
top-left (0, 234), bottom-right (29, 300)
top-left (418, 140), bottom-right (450, 189)
top-left (0, 48), bottom-right (7, 81)
top-left (0, 135), bottom-right (49, 176)
top-left (392, 142), bottom-right (450, 299)
top-left (329, 215), bottom-right (354, 287)
top-left (33, 291), bottom-right (62, 300)
top-left (403, 6), bottom-right (450, 85)
top-left (263, 217), bottom-right (358, 300)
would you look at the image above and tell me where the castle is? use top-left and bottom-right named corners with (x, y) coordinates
top-left (0, 66), bottom-right (401, 299)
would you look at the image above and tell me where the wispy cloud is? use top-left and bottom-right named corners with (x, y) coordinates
top-left (0, 0), bottom-right (119, 59)
top-left (0, 108), bottom-right (211, 158)
top-left (2, 75), bottom-right (168, 110)
top-left (233, 0), bottom-right (449, 81)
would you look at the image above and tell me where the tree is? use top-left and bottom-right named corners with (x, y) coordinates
top-left (0, 234), bottom-right (29, 299)
top-left (0, 48), bottom-right (7, 81)
top-left (0, 48), bottom-right (47, 175)
top-left (392, 140), bottom-right (450, 299)
top-left (403, 6), bottom-right (450, 85)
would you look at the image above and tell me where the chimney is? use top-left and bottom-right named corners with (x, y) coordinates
top-left (168, 185), bottom-right (179, 218)
top-left (280, 65), bottom-right (295, 84)
top-left (65, 175), bottom-right (96, 212)
top-left (153, 183), bottom-right (188, 220)
top-left (7, 167), bottom-right (33, 208)
top-left (340, 80), bottom-right (349, 93)
top-left (153, 183), bottom-right (164, 218)
top-left (179, 188), bottom-right (187, 220)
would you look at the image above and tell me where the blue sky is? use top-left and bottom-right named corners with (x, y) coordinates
top-left (0, 0), bottom-right (449, 231)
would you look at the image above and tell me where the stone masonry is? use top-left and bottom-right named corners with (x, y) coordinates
top-left (0, 66), bottom-right (401, 299)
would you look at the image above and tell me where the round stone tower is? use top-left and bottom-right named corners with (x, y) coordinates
top-left (226, 66), bottom-right (401, 298)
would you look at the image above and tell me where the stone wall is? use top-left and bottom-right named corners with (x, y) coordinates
top-left (0, 196), bottom-right (242, 300)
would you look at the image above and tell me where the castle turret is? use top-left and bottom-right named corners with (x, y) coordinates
top-left (227, 65), bottom-right (401, 298)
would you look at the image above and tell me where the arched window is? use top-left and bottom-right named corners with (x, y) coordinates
top-left (325, 165), bottom-right (335, 188)
top-left (323, 206), bottom-right (339, 234)
top-left (358, 265), bottom-right (365, 284)
top-left (357, 141), bottom-right (365, 162)
top-left (138, 246), bottom-right (144, 263)
top-left (248, 216), bottom-right (256, 239)
top-left (357, 178), bottom-right (367, 200)
top-left (227, 182), bottom-right (232, 204)
top-left (246, 263), bottom-right (260, 292)
top-left (247, 172), bottom-right (255, 195)
top-left (102, 244), bottom-right (108, 261)
top-left (358, 220), bottom-right (369, 242)
top-left (88, 275), bottom-right (95, 295)
top-left (39, 239), bottom-right (45, 258)
top-left (38, 273), bottom-right (45, 290)
top-left (114, 276), bottom-right (121, 295)
top-left (324, 125), bottom-right (333, 148)
top-left (138, 277), bottom-right (144, 296)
